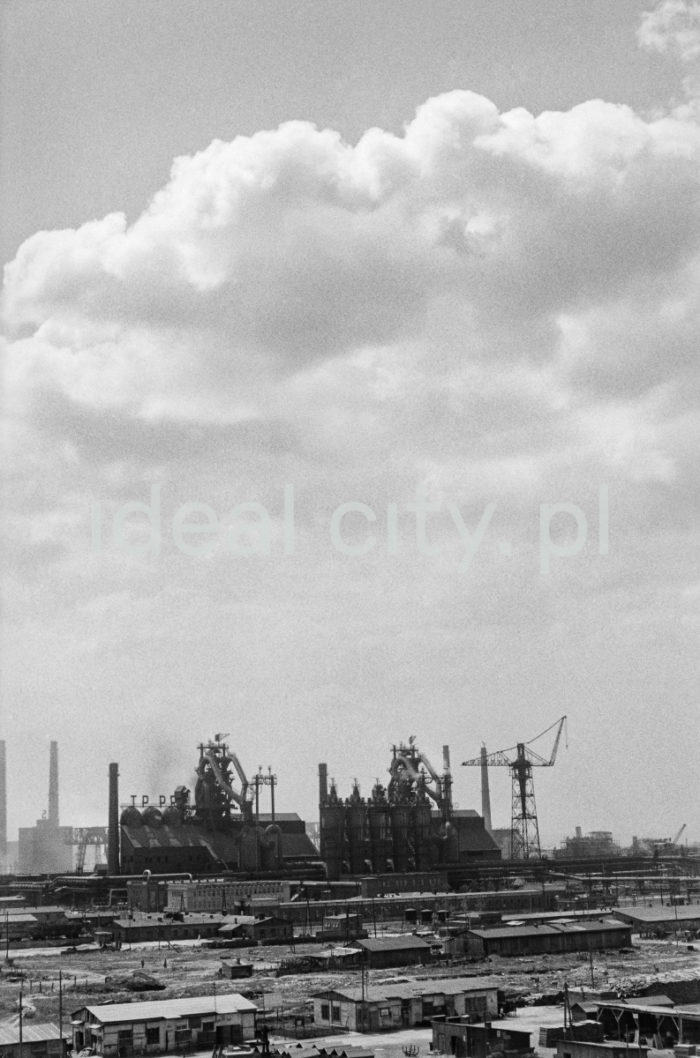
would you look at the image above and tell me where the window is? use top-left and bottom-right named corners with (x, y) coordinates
top-left (146, 1028), bottom-right (160, 1046)
top-left (320, 1004), bottom-right (329, 1020)
top-left (332, 1006), bottom-right (341, 1022)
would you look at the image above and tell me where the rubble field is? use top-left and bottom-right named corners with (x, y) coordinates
top-left (1, 936), bottom-right (699, 1030)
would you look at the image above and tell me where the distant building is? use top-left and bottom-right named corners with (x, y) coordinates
top-left (351, 934), bottom-right (434, 969)
top-left (17, 819), bottom-right (74, 874)
top-left (456, 918), bottom-right (631, 958)
top-left (71, 994), bottom-right (257, 1056)
top-left (554, 827), bottom-right (621, 860)
top-left (612, 904), bottom-right (700, 936)
top-left (112, 911), bottom-right (254, 945)
top-left (166, 878), bottom-right (292, 913)
top-left (313, 978), bottom-right (498, 1031)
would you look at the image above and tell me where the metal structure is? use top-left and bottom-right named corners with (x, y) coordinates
top-left (116, 735), bottom-right (313, 875)
top-left (319, 736), bottom-right (499, 879)
top-left (65, 827), bottom-right (108, 872)
top-left (462, 716), bottom-right (567, 860)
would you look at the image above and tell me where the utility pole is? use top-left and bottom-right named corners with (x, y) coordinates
top-left (19, 980), bottom-right (24, 1058)
top-left (58, 971), bottom-right (63, 1053)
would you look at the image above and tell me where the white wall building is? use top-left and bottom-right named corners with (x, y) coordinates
top-left (71, 994), bottom-right (257, 1056)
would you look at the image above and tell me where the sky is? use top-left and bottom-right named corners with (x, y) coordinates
top-left (1, 0), bottom-right (699, 851)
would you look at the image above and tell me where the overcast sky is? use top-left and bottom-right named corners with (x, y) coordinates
top-left (1, 0), bottom-right (699, 849)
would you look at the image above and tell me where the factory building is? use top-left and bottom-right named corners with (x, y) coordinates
top-left (319, 740), bottom-right (499, 880)
top-left (165, 878), bottom-right (292, 913)
top-left (112, 737), bottom-right (318, 876)
top-left (17, 743), bottom-right (74, 874)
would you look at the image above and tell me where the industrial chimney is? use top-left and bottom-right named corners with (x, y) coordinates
top-left (48, 741), bottom-right (59, 826)
top-left (480, 744), bottom-right (492, 833)
top-left (0, 741), bottom-right (6, 860)
top-left (318, 762), bottom-right (328, 805)
top-left (108, 762), bottom-right (120, 875)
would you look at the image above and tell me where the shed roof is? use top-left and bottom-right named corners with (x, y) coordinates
top-left (74, 993), bottom-right (256, 1024)
top-left (314, 976), bottom-right (497, 1003)
top-left (354, 935), bottom-right (431, 952)
top-left (0, 1022), bottom-right (63, 1045)
top-left (613, 905), bottom-right (700, 925)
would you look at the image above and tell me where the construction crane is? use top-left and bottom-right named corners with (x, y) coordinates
top-left (462, 716), bottom-right (567, 860)
top-left (672, 823), bottom-right (687, 846)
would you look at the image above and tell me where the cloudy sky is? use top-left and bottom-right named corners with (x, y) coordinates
top-left (2, 0), bottom-right (699, 849)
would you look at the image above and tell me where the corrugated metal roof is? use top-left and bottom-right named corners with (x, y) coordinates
top-left (75, 993), bottom-right (256, 1024)
top-left (0, 1022), bottom-right (62, 1045)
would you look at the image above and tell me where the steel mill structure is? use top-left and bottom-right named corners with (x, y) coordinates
top-left (319, 737), bottom-right (500, 880)
top-left (113, 735), bottom-right (318, 875)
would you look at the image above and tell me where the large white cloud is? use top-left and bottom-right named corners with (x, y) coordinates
top-left (2, 88), bottom-right (699, 837)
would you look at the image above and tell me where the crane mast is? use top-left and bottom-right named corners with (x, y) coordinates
top-left (462, 716), bottom-right (567, 860)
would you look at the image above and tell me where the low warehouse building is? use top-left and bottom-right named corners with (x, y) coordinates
top-left (460, 919), bottom-right (631, 958)
top-left (351, 935), bottom-right (434, 968)
top-left (612, 904), bottom-right (700, 937)
top-left (313, 978), bottom-right (498, 1032)
top-left (71, 993), bottom-right (257, 1056)
top-left (0, 1022), bottom-right (66, 1058)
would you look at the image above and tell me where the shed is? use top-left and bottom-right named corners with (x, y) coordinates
top-left (0, 1022), bottom-right (67, 1058)
top-left (352, 934), bottom-right (433, 969)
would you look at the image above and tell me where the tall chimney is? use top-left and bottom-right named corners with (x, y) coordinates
top-left (108, 763), bottom-right (120, 875)
top-left (0, 741), bottom-right (6, 860)
top-left (480, 744), bottom-right (492, 833)
top-left (48, 741), bottom-right (59, 826)
top-left (318, 762), bottom-right (328, 805)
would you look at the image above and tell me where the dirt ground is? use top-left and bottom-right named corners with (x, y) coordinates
top-left (1, 936), bottom-right (699, 1032)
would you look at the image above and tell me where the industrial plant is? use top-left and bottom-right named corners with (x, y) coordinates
top-left (0, 730), bottom-right (698, 1058)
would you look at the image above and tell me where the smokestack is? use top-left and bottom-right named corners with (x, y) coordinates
top-left (442, 745), bottom-right (451, 772)
top-left (108, 763), bottom-right (120, 875)
top-left (0, 741), bottom-right (6, 860)
top-left (318, 763), bottom-right (328, 805)
top-left (480, 744), bottom-right (492, 833)
top-left (48, 741), bottom-right (59, 826)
